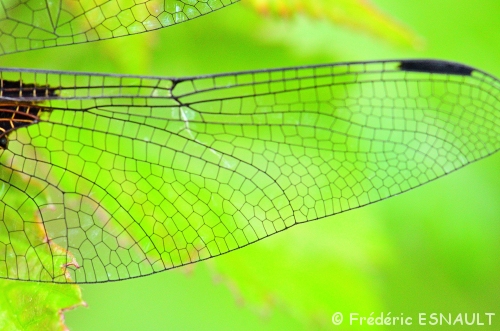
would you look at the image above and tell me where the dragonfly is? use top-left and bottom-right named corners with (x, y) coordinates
top-left (0, 0), bottom-right (238, 55)
top-left (0, 59), bottom-right (499, 283)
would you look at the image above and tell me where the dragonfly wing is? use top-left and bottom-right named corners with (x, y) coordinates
top-left (0, 0), bottom-right (238, 55)
top-left (0, 59), bottom-right (499, 283)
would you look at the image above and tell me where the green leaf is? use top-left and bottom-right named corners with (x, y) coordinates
top-left (244, 0), bottom-right (422, 47)
top-left (0, 280), bottom-right (84, 331)
top-left (210, 209), bottom-right (394, 329)
top-left (0, 171), bottom-right (84, 330)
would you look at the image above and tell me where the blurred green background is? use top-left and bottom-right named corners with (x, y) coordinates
top-left (2, 0), bottom-right (499, 330)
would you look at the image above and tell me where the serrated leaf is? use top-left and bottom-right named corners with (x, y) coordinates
top-left (210, 211), bottom-right (393, 329)
top-left (244, 0), bottom-right (422, 48)
top-left (0, 280), bottom-right (84, 331)
top-left (0, 170), bottom-right (84, 330)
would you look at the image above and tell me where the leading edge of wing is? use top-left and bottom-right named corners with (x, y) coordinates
top-left (0, 59), bottom-right (491, 82)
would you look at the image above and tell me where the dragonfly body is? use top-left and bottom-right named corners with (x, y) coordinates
top-left (0, 59), bottom-right (499, 283)
top-left (0, 80), bottom-right (56, 149)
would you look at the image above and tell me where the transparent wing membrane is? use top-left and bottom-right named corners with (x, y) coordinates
top-left (0, 0), bottom-right (238, 55)
top-left (0, 59), bottom-right (499, 283)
